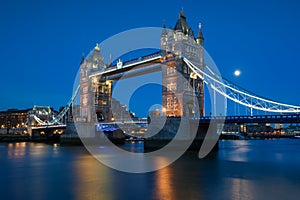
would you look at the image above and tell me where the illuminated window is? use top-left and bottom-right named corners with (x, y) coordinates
top-left (167, 67), bottom-right (176, 75)
top-left (83, 87), bottom-right (88, 93)
top-left (167, 102), bottom-right (171, 109)
top-left (93, 63), bottom-right (98, 68)
top-left (83, 97), bottom-right (88, 106)
top-left (174, 105), bottom-right (178, 110)
top-left (167, 82), bottom-right (177, 91)
top-left (183, 66), bottom-right (187, 73)
top-left (197, 82), bottom-right (203, 89)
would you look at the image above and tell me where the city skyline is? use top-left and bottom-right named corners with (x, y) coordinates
top-left (1, 0), bottom-right (300, 115)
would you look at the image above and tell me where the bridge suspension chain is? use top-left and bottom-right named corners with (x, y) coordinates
top-left (183, 58), bottom-right (300, 113)
top-left (31, 85), bottom-right (80, 125)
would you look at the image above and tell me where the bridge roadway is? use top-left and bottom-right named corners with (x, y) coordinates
top-left (197, 114), bottom-right (300, 124)
top-left (89, 51), bottom-right (163, 80)
top-left (97, 114), bottom-right (300, 131)
top-left (31, 124), bottom-right (67, 130)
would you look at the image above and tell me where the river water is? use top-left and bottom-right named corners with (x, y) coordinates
top-left (1, 139), bottom-right (300, 200)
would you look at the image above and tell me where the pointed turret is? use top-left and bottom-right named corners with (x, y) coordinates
top-left (179, 7), bottom-right (185, 19)
top-left (197, 23), bottom-right (204, 46)
top-left (174, 8), bottom-right (194, 36)
top-left (161, 21), bottom-right (167, 36)
top-left (84, 43), bottom-right (105, 72)
top-left (160, 21), bottom-right (168, 52)
top-left (80, 52), bottom-right (85, 65)
top-left (94, 43), bottom-right (100, 51)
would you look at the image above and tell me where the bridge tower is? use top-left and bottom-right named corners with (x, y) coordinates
top-left (79, 44), bottom-right (107, 123)
top-left (160, 9), bottom-right (205, 117)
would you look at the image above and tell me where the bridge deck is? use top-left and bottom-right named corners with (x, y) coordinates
top-left (89, 53), bottom-right (162, 80)
top-left (197, 114), bottom-right (300, 124)
top-left (97, 114), bottom-right (300, 129)
top-left (31, 124), bottom-right (66, 130)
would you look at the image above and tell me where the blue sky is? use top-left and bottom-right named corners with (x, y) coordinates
top-left (1, 0), bottom-right (300, 116)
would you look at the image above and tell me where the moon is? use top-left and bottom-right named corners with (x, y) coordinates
top-left (234, 70), bottom-right (241, 76)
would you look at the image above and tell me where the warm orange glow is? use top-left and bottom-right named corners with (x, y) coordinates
top-left (54, 129), bottom-right (64, 135)
top-left (7, 142), bottom-right (26, 158)
top-left (73, 153), bottom-right (114, 199)
top-left (155, 160), bottom-right (175, 199)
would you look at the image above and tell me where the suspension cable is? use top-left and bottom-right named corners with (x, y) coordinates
top-left (183, 58), bottom-right (300, 113)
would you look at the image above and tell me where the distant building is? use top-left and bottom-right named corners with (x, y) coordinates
top-left (0, 106), bottom-right (60, 134)
top-left (222, 123), bottom-right (274, 134)
top-left (0, 109), bottom-right (30, 133)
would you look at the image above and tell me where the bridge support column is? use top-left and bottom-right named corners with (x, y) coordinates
top-left (144, 117), bottom-right (218, 154)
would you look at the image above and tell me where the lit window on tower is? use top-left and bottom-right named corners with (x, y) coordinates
top-left (167, 82), bottom-right (177, 91)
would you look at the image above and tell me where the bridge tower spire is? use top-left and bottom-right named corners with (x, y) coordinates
top-left (160, 21), bottom-right (167, 52)
top-left (197, 23), bottom-right (204, 46)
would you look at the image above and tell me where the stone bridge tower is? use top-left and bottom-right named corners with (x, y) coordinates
top-left (79, 44), bottom-right (107, 123)
top-left (160, 9), bottom-right (205, 117)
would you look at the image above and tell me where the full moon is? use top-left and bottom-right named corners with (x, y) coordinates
top-left (234, 70), bottom-right (241, 76)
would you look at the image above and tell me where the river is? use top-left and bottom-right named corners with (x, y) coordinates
top-left (1, 139), bottom-right (300, 200)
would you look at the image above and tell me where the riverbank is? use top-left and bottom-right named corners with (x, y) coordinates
top-left (0, 134), bottom-right (29, 142)
top-left (220, 133), bottom-right (299, 140)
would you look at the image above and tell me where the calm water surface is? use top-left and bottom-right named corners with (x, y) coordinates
top-left (1, 139), bottom-right (300, 200)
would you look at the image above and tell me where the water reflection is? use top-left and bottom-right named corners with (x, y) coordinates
top-left (154, 163), bottom-right (175, 200)
top-left (229, 178), bottom-right (254, 200)
top-left (7, 142), bottom-right (27, 158)
top-left (218, 140), bottom-right (251, 162)
top-left (73, 153), bottom-right (114, 200)
top-left (1, 140), bottom-right (300, 199)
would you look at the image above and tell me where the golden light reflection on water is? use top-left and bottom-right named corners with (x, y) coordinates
top-left (7, 142), bottom-right (27, 158)
top-left (229, 178), bottom-right (254, 200)
top-left (154, 158), bottom-right (175, 200)
top-left (73, 153), bottom-right (115, 200)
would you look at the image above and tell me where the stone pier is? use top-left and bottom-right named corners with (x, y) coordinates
top-left (144, 117), bottom-right (218, 152)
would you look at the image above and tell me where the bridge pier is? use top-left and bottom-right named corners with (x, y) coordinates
top-left (27, 125), bottom-right (65, 142)
top-left (144, 117), bottom-right (219, 153)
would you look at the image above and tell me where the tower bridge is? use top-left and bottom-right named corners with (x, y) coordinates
top-left (80, 10), bottom-right (205, 123)
top-left (78, 10), bottom-right (300, 122)
top-left (30, 10), bottom-right (300, 144)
